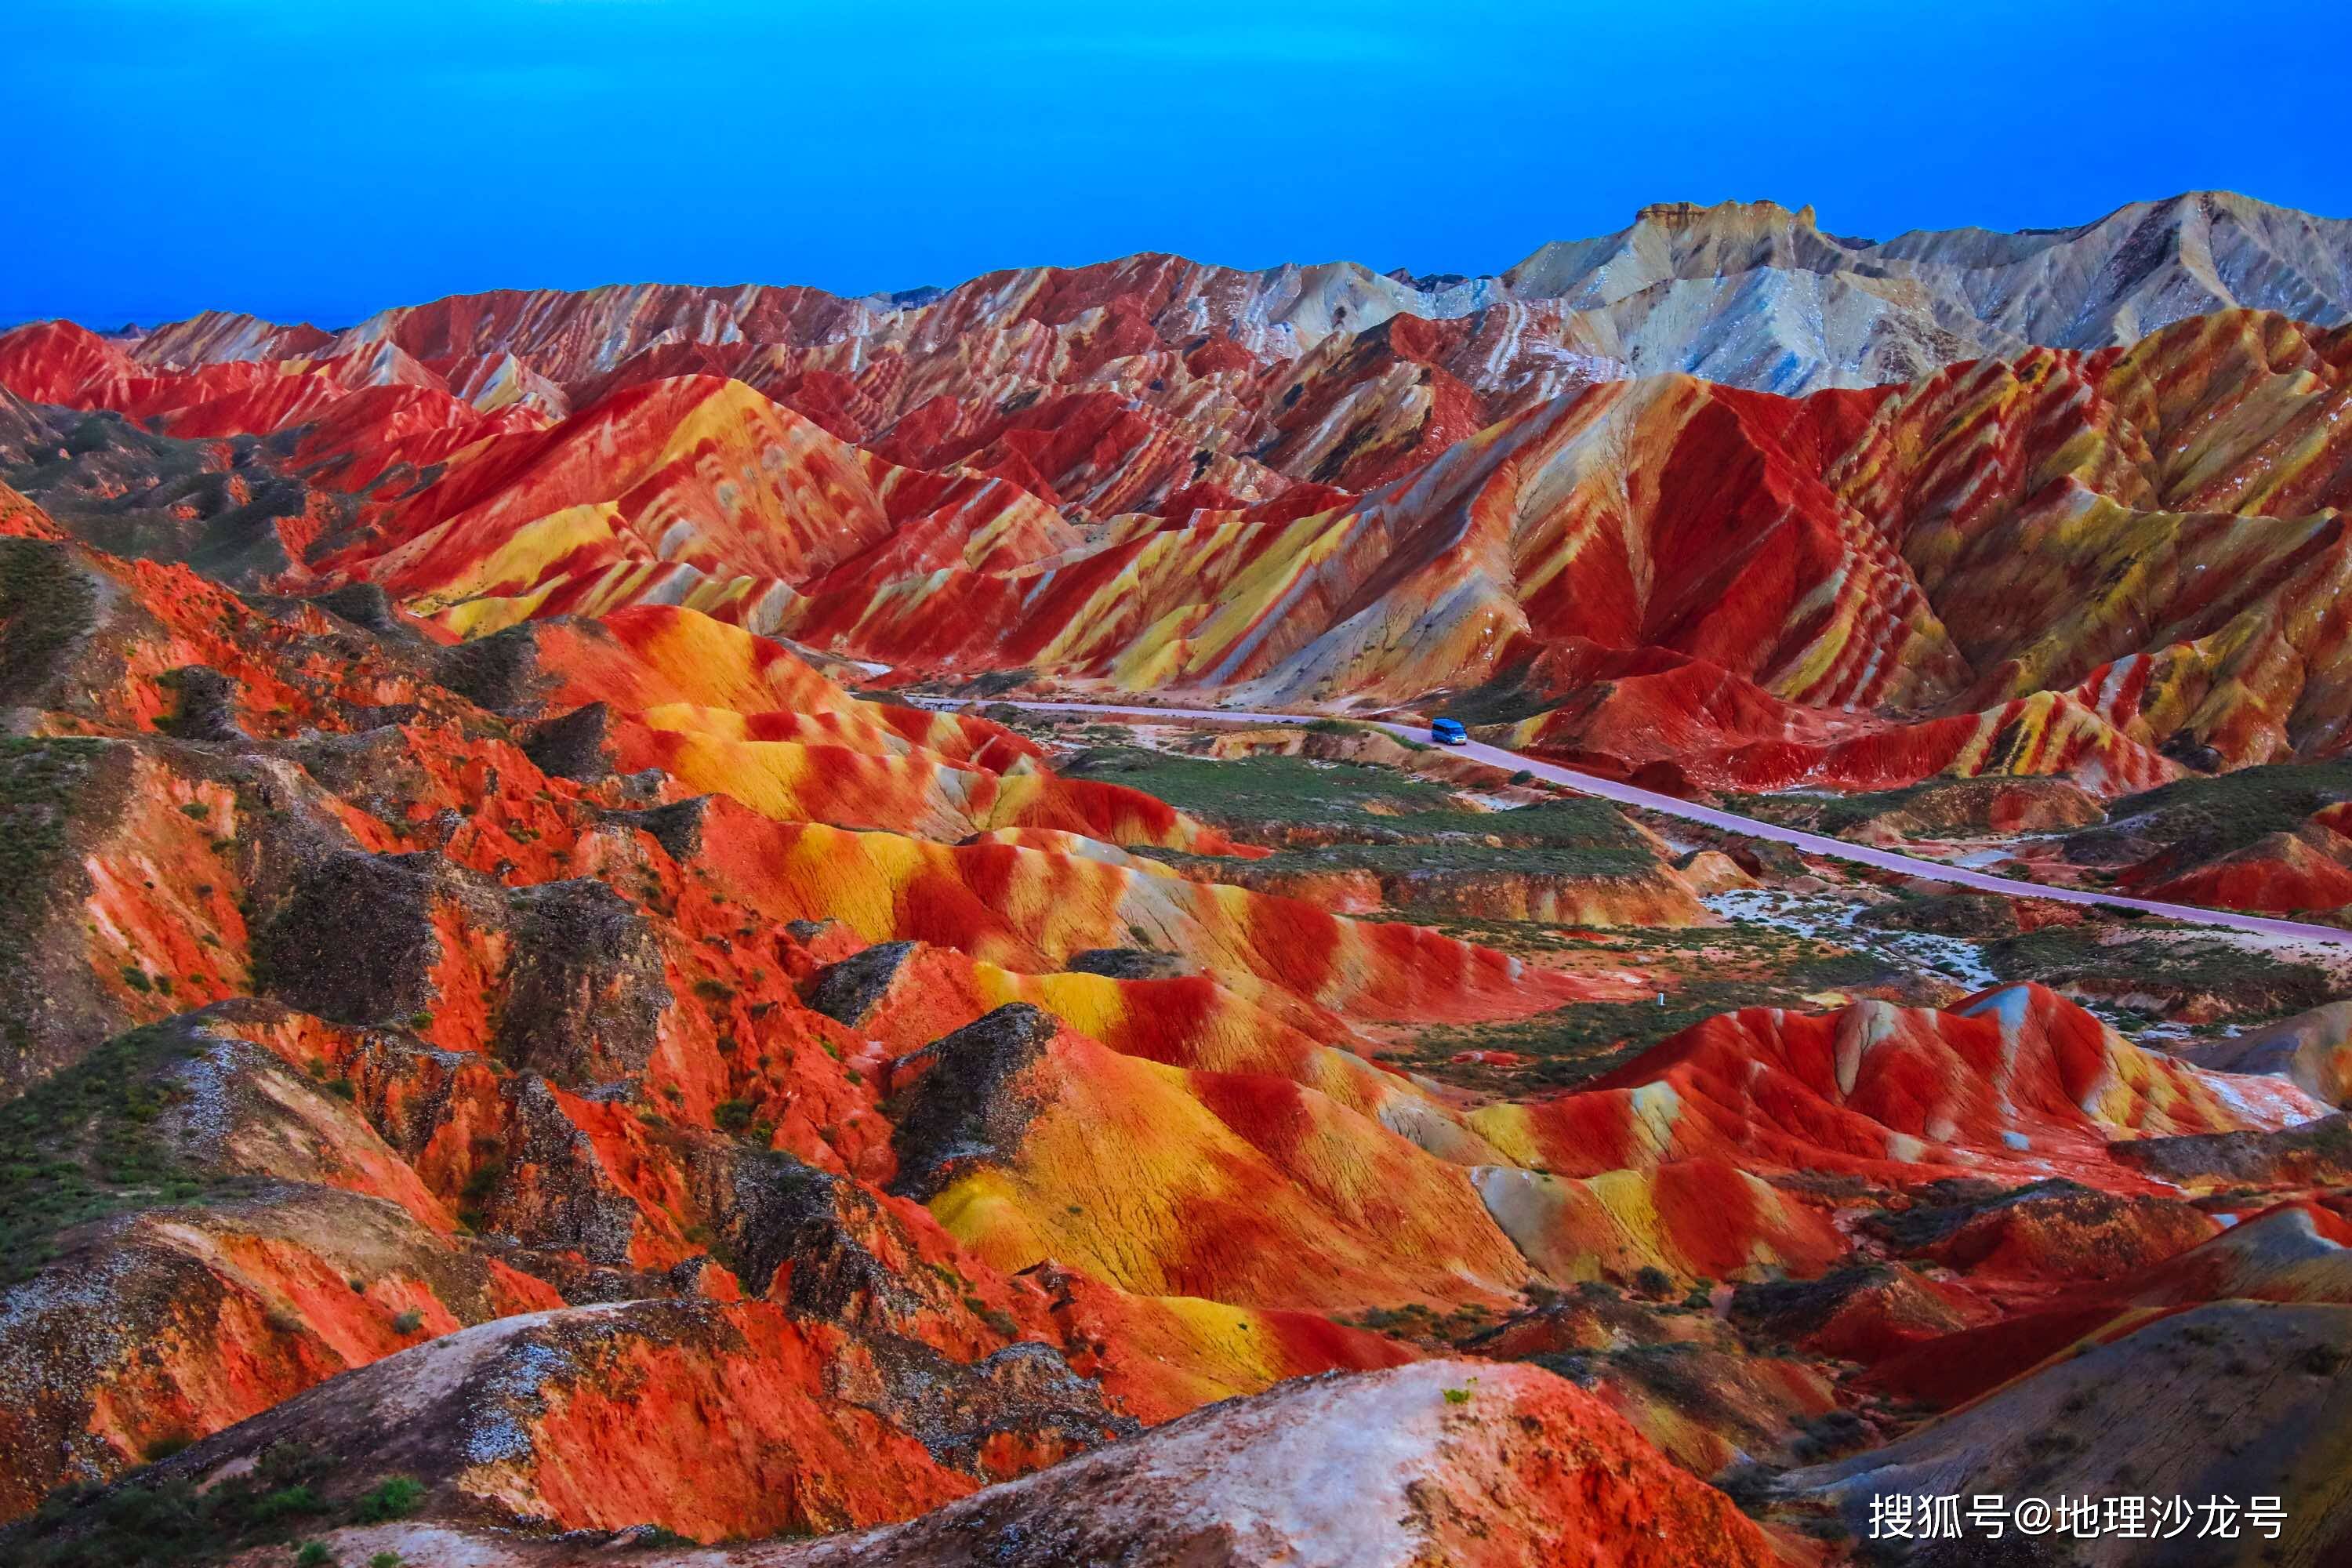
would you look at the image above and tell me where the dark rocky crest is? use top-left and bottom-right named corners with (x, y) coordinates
top-left (805, 940), bottom-right (919, 1027)
top-left (518, 701), bottom-right (615, 780)
top-left (601, 794), bottom-right (710, 861)
top-left (495, 877), bottom-right (671, 1086)
top-left (886, 1004), bottom-right (1058, 1203)
top-left (154, 664), bottom-right (248, 744)
top-left (432, 621), bottom-right (554, 715)
top-left (253, 849), bottom-right (506, 1027)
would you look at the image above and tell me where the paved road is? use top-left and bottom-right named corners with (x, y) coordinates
top-left (921, 696), bottom-right (2352, 950)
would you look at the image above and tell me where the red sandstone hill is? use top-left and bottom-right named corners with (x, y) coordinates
top-left (10, 299), bottom-right (2352, 811)
top-left (6, 475), bottom-right (2352, 1563)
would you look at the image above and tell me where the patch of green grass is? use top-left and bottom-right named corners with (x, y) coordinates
top-left (1066, 743), bottom-right (1675, 914)
top-left (0, 539), bottom-right (96, 706)
top-left (1719, 783), bottom-right (1935, 837)
top-left (1061, 745), bottom-right (1457, 827)
top-left (1102, 746), bottom-right (1661, 885)
top-left (0, 1019), bottom-right (256, 1283)
top-left (1389, 797), bottom-right (1657, 849)
top-left (2100, 761), bottom-right (2352, 862)
top-left (1247, 838), bottom-right (1658, 881)
top-left (1984, 928), bottom-right (2333, 1018)
top-left (0, 736), bottom-right (107, 933)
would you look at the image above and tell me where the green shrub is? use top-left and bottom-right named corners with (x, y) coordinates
top-left (296, 1544), bottom-right (335, 1567)
top-left (459, 1162), bottom-right (502, 1203)
top-left (353, 1475), bottom-right (425, 1523)
top-left (249, 1483), bottom-right (323, 1523)
top-left (390, 1308), bottom-right (424, 1335)
top-left (9, 1437), bottom-right (331, 1565)
top-left (62, 414), bottom-right (121, 456)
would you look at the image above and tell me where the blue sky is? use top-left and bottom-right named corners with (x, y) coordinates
top-left (9, 0), bottom-right (2349, 327)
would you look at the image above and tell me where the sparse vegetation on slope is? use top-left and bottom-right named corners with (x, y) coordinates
top-left (0, 1019), bottom-right (239, 1282)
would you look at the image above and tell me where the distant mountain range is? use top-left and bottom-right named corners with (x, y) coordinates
top-left (82, 189), bottom-right (2352, 397)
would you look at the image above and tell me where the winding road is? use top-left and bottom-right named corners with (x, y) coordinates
top-left (920, 697), bottom-right (2352, 950)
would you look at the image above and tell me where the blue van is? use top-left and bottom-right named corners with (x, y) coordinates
top-left (1432, 717), bottom-right (1468, 746)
